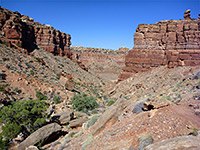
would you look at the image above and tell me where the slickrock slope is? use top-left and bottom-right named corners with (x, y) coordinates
top-left (71, 46), bottom-right (128, 81)
top-left (119, 10), bottom-right (200, 81)
top-left (0, 7), bottom-right (71, 57)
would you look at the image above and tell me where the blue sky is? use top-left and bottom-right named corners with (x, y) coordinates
top-left (1, 0), bottom-right (199, 50)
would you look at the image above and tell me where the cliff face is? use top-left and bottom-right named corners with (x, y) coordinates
top-left (119, 10), bottom-right (200, 81)
top-left (0, 7), bottom-right (71, 57)
top-left (71, 47), bottom-right (128, 81)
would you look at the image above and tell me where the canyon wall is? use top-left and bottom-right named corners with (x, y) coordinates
top-left (0, 7), bottom-right (71, 57)
top-left (71, 47), bottom-right (128, 81)
top-left (119, 10), bottom-right (200, 81)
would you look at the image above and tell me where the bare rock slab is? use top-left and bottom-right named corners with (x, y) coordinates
top-left (144, 135), bottom-right (200, 150)
top-left (18, 123), bottom-right (61, 150)
top-left (52, 109), bottom-right (74, 125)
top-left (69, 118), bottom-right (88, 128)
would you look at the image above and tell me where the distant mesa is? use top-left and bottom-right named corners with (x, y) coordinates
top-left (71, 46), bottom-right (129, 55)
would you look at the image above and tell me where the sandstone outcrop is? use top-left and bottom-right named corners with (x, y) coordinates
top-left (184, 9), bottom-right (192, 20)
top-left (119, 10), bottom-right (200, 81)
top-left (52, 109), bottom-right (74, 125)
top-left (144, 135), bottom-right (200, 150)
top-left (18, 123), bottom-right (61, 150)
top-left (0, 7), bottom-right (71, 57)
top-left (90, 98), bottom-right (128, 135)
top-left (69, 118), bottom-right (88, 128)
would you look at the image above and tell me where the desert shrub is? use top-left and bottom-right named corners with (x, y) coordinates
top-left (0, 137), bottom-right (8, 150)
top-left (30, 70), bottom-right (35, 76)
top-left (36, 90), bottom-right (47, 100)
top-left (0, 84), bottom-right (7, 92)
top-left (53, 96), bottom-right (61, 104)
top-left (35, 57), bottom-right (41, 62)
top-left (1, 123), bottom-right (21, 141)
top-left (70, 94), bottom-right (98, 113)
top-left (16, 42), bottom-right (21, 47)
top-left (0, 100), bottom-right (49, 143)
top-left (87, 115), bottom-right (99, 129)
top-left (56, 73), bottom-right (60, 80)
top-left (107, 100), bottom-right (115, 106)
top-left (192, 128), bottom-right (199, 136)
top-left (69, 131), bottom-right (78, 138)
top-left (1, 41), bottom-right (9, 47)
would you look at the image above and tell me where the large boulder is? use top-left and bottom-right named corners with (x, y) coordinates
top-left (65, 79), bottom-right (76, 91)
top-left (132, 99), bottom-right (171, 114)
top-left (18, 123), bottom-right (61, 150)
top-left (69, 118), bottom-right (88, 128)
top-left (59, 76), bottom-right (75, 91)
top-left (0, 73), bottom-right (6, 81)
top-left (144, 135), bottom-right (200, 150)
top-left (138, 134), bottom-right (154, 150)
top-left (91, 98), bottom-right (128, 135)
top-left (51, 109), bottom-right (74, 125)
top-left (132, 101), bottom-right (146, 114)
top-left (25, 145), bottom-right (38, 150)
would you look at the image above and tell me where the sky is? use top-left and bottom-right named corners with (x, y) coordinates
top-left (0, 0), bottom-right (199, 50)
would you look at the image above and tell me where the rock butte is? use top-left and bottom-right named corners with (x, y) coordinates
top-left (119, 9), bottom-right (200, 81)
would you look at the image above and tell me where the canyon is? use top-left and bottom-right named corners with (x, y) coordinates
top-left (0, 7), bottom-right (200, 150)
top-left (0, 6), bottom-right (128, 81)
top-left (71, 46), bottom-right (128, 81)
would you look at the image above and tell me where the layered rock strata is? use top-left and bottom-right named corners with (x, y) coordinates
top-left (119, 10), bottom-right (200, 81)
top-left (0, 7), bottom-right (71, 57)
top-left (71, 46), bottom-right (128, 81)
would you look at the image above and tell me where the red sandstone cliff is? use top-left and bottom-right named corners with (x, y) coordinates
top-left (0, 7), bottom-right (71, 57)
top-left (119, 10), bottom-right (200, 81)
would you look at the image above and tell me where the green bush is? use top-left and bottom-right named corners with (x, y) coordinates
top-left (107, 100), bottom-right (115, 106)
top-left (0, 137), bottom-right (8, 150)
top-left (16, 42), bottom-right (21, 47)
top-left (0, 100), bottom-right (49, 143)
top-left (192, 128), bottom-right (199, 136)
top-left (1, 41), bottom-right (9, 47)
top-left (56, 73), bottom-right (60, 80)
top-left (70, 94), bottom-right (98, 113)
top-left (53, 96), bottom-right (61, 104)
top-left (0, 84), bottom-right (7, 92)
top-left (1, 123), bottom-right (21, 141)
top-left (36, 90), bottom-right (47, 100)
top-left (35, 57), bottom-right (41, 62)
top-left (87, 115), bottom-right (99, 129)
top-left (30, 70), bottom-right (35, 76)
